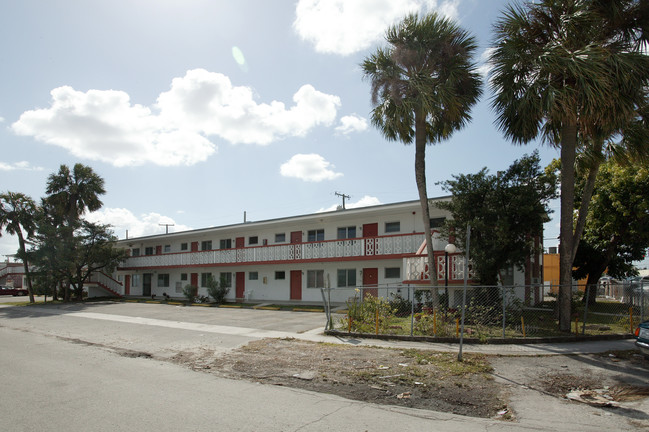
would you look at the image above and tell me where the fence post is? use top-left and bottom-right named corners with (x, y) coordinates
top-left (410, 285), bottom-right (415, 337)
top-left (642, 280), bottom-right (646, 323)
top-left (582, 285), bottom-right (590, 335)
top-left (319, 287), bottom-right (330, 331)
top-left (502, 286), bottom-right (506, 339)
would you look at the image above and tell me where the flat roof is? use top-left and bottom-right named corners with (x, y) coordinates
top-left (117, 197), bottom-right (451, 244)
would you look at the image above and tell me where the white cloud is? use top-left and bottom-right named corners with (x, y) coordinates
top-left (11, 69), bottom-right (342, 167)
top-left (0, 116), bottom-right (5, 123)
top-left (85, 208), bottom-right (192, 239)
top-left (335, 114), bottom-right (368, 135)
top-left (318, 195), bottom-right (382, 212)
top-left (157, 69), bottom-right (340, 145)
top-left (293, 0), bottom-right (460, 55)
top-left (280, 153), bottom-right (343, 182)
top-left (0, 161), bottom-right (44, 171)
top-left (477, 47), bottom-right (496, 79)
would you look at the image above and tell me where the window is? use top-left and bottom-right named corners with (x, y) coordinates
top-left (157, 274), bottom-right (170, 287)
top-left (132, 248), bottom-right (140, 257)
top-left (201, 272), bottom-right (212, 287)
top-left (307, 229), bottom-right (324, 242)
top-left (220, 239), bottom-right (232, 249)
top-left (249, 236), bottom-right (258, 245)
top-left (131, 274), bottom-right (140, 287)
top-left (337, 269), bottom-right (356, 287)
top-left (307, 270), bottom-right (324, 288)
top-left (275, 271), bottom-right (285, 280)
top-left (201, 240), bottom-right (212, 251)
top-left (429, 217), bottom-right (446, 230)
top-left (249, 271), bottom-right (259, 281)
top-left (181, 243), bottom-right (188, 251)
top-left (164, 245), bottom-right (171, 253)
top-left (385, 221), bottom-right (400, 233)
top-left (180, 273), bottom-right (188, 281)
top-left (385, 267), bottom-right (401, 279)
top-left (337, 226), bottom-right (356, 239)
top-left (275, 233), bottom-right (286, 243)
top-left (144, 247), bottom-right (154, 256)
top-left (220, 272), bottom-right (232, 288)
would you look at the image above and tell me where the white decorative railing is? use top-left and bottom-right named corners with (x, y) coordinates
top-left (403, 254), bottom-right (474, 282)
top-left (87, 272), bottom-right (124, 295)
top-left (120, 234), bottom-right (426, 269)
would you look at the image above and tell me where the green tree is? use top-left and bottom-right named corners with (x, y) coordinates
top-left (490, 0), bottom-right (649, 331)
top-left (68, 221), bottom-right (128, 300)
top-left (362, 12), bottom-right (482, 308)
top-left (44, 164), bottom-right (106, 301)
top-left (572, 161), bottom-right (649, 302)
top-left (437, 152), bottom-right (557, 287)
top-left (0, 192), bottom-right (38, 303)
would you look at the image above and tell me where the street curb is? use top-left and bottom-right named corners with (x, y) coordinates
top-left (324, 329), bottom-right (635, 345)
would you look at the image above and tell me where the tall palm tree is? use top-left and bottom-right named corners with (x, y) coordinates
top-left (362, 13), bottom-right (482, 308)
top-left (490, 0), bottom-right (649, 331)
top-left (45, 163), bottom-right (105, 301)
top-left (0, 192), bottom-right (38, 303)
top-left (46, 163), bottom-right (106, 226)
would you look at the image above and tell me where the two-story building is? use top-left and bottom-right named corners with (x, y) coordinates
top-left (116, 199), bottom-right (451, 303)
top-left (115, 198), bottom-right (543, 306)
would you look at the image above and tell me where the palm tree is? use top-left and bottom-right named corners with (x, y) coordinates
top-left (0, 192), bottom-right (38, 303)
top-left (46, 163), bottom-right (105, 226)
top-left (490, 0), bottom-right (649, 331)
top-left (362, 13), bottom-right (482, 308)
top-left (45, 163), bottom-right (106, 301)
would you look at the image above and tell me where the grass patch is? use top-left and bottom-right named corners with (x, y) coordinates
top-left (401, 350), bottom-right (493, 376)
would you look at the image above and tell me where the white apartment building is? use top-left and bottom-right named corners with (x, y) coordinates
top-left (115, 199), bottom-right (457, 303)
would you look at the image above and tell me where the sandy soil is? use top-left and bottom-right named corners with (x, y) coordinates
top-left (167, 337), bottom-right (649, 422)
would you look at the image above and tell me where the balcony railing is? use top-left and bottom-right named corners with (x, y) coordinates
top-left (119, 233), bottom-right (426, 269)
top-left (403, 254), bottom-right (475, 283)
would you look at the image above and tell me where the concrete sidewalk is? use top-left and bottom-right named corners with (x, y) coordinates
top-left (3, 301), bottom-right (637, 356)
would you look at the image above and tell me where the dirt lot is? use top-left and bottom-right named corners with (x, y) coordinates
top-left (167, 338), bottom-right (649, 422)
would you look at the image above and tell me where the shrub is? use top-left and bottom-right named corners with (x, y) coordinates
top-left (206, 275), bottom-right (230, 304)
top-left (182, 284), bottom-right (198, 303)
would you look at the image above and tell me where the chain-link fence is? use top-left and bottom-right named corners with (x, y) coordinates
top-left (321, 281), bottom-right (649, 340)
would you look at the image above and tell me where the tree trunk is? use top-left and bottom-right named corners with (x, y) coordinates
top-left (559, 123), bottom-right (578, 332)
top-left (571, 158), bottom-right (602, 262)
top-left (16, 232), bottom-right (35, 304)
top-left (583, 274), bottom-right (600, 305)
top-left (414, 112), bottom-right (440, 309)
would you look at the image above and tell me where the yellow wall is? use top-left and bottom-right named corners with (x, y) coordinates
top-left (543, 253), bottom-right (587, 293)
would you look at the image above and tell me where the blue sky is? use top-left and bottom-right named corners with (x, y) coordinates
top-left (1, 0), bottom-right (644, 268)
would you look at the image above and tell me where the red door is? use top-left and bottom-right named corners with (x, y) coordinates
top-left (191, 273), bottom-right (198, 287)
top-left (290, 270), bottom-right (302, 300)
top-left (236, 237), bottom-right (245, 248)
top-left (290, 231), bottom-right (302, 243)
top-left (155, 245), bottom-right (162, 255)
top-left (236, 272), bottom-right (245, 300)
top-left (124, 275), bottom-right (131, 296)
top-left (363, 268), bottom-right (378, 298)
top-left (363, 223), bottom-right (378, 255)
top-left (191, 242), bottom-right (199, 252)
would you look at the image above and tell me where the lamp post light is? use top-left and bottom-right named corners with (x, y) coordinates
top-left (444, 243), bottom-right (457, 308)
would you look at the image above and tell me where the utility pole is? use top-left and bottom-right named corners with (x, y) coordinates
top-left (335, 191), bottom-right (350, 210)
top-left (159, 223), bottom-right (174, 234)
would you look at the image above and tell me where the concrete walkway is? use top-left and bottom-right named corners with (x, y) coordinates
top-left (1, 301), bottom-right (637, 356)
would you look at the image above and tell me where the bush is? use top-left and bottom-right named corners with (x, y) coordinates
top-left (206, 275), bottom-right (230, 304)
top-left (182, 284), bottom-right (198, 303)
